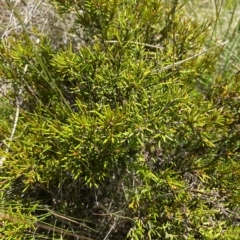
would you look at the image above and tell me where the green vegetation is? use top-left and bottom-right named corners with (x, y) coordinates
top-left (0, 0), bottom-right (240, 239)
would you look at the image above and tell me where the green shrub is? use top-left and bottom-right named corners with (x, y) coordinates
top-left (0, 0), bottom-right (240, 239)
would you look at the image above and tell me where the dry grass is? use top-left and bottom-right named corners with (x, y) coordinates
top-left (0, 0), bottom-right (77, 48)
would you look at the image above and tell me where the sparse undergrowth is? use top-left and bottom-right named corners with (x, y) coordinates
top-left (0, 0), bottom-right (240, 239)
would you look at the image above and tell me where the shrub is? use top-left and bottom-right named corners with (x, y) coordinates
top-left (0, 0), bottom-right (240, 239)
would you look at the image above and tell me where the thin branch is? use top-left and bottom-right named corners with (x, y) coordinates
top-left (0, 65), bottom-right (27, 167)
top-left (34, 222), bottom-right (93, 240)
top-left (103, 218), bottom-right (119, 240)
top-left (152, 40), bottom-right (229, 73)
top-left (105, 40), bottom-right (164, 50)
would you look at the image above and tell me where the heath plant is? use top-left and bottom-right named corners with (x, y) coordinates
top-left (0, 0), bottom-right (240, 239)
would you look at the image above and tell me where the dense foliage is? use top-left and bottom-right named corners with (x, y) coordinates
top-left (0, 0), bottom-right (240, 239)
